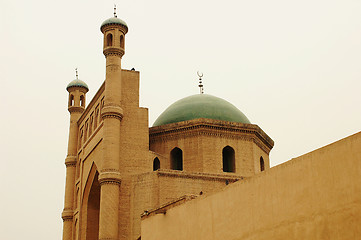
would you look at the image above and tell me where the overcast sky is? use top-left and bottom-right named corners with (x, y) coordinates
top-left (1, 0), bottom-right (361, 239)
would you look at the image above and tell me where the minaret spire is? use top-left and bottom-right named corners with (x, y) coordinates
top-left (75, 68), bottom-right (78, 79)
top-left (197, 71), bottom-right (204, 94)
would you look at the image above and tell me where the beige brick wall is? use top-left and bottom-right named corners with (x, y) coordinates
top-left (141, 131), bottom-right (361, 240)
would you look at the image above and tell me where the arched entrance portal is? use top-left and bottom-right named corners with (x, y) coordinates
top-left (86, 171), bottom-right (100, 240)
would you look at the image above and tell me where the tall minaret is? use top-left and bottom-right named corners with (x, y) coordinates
top-left (62, 70), bottom-right (88, 240)
top-left (98, 8), bottom-right (128, 240)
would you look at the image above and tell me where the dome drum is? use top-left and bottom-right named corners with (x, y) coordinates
top-left (149, 118), bottom-right (273, 175)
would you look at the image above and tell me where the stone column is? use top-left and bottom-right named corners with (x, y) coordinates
top-left (62, 156), bottom-right (76, 240)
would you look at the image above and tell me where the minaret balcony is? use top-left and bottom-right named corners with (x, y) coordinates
top-left (103, 47), bottom-right (124, 57)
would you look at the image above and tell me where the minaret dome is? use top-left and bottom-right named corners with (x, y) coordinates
top-left (100, 17), bottom-right (128, 33)
top-left (66, 79), bottom-right (89, 91)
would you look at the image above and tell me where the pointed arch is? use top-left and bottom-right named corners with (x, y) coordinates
top-left (89, 114), bottom-right (93, 136)
top-left (94, 107), bottom-right (99, 129)
top-left (81, 163), bottom-right (100, 240)
top-left (153, 157), bottom-right (160, 171)
top-left (84, 121), bottom-right (88, 141)
top-left (170, 147), bottom-right (183, 170)
top-left (79, 128), bottom-right (83, 148)
top-left (222, 146), bottom-right (235, 173)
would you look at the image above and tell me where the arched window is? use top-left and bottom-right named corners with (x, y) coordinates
top-left (106, 33), bottom-right (113, 46)
top-left (153, 157), bottom-right (160, 171)
top-left (84, 121), bottom-right (88, 141)
top-left (120, 35), bottom-right (124, 48)
top-left (222, 146), bottom-right (235, 173)
top-left (69, 94), bottom-right (74, 106)
top-left (260, 157), bottom-right (265, 171)
top-left (75, 187), bottom-right (79, 209)
top-left (94, 107), bottom-right (99, 129)
top-left (89, 115), bottom-right (93, 135)
top-left (170, 147), bottom-right (183, 171)
top-left (101, 98), bottom-right (105, 109)
top-left (76, 158), bottom-right (81, 178)
top-left (80, 95), bottom-right (85, 107)
top-left (79, 128), bottom-right (83, 148)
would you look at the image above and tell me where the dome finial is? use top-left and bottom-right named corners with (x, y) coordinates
top-left (197, 71), bottom-right (204, 94)
top-left (75, 68), bottom-right (78, 79)
top-left (114, 4), bottom-right (117, 18)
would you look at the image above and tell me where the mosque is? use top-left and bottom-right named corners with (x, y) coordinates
top-left (62, 13), bottom-right (361, 240)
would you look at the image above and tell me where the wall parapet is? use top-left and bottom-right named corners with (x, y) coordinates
top-left (155, 169), bottom-right (243, 182)
top-left (141, 195), bottom-right (198, 219)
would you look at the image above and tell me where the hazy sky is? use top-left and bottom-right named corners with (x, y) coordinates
top-left (1, 0), bottom-right (361, 239)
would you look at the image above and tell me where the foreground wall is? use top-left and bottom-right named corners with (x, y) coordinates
top-left (141, 131), bottom-right (361, 240)
top-left (131, 170), bottom-right (241, 240)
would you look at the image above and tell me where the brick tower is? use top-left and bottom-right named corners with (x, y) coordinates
top-left (62, 71), bottom-right (88, 240)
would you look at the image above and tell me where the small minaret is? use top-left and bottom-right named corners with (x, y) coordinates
top-left (62, 69), bottom-right (88, 240)
top-left (98, 8), bottom-right (128, 240)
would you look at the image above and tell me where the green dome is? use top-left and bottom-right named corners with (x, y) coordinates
top-left (100, 17), bottom-right (128, 31)
top-left (66, 79), bottom-right (89, 91)
top-left (153, 94), bottom-right (251, 127)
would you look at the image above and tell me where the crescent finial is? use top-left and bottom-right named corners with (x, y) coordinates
top-left (197, 71), bottom-right (204, 94)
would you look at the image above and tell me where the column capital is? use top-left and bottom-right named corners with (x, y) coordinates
top-left (99, 170), bottom-right (122, 185)
top-left (61, 209), bottom-right (73, 222)
top-left (101, 105), bottom-right (124, 120)
top-left (65, 156), bottom-right (77, 167)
